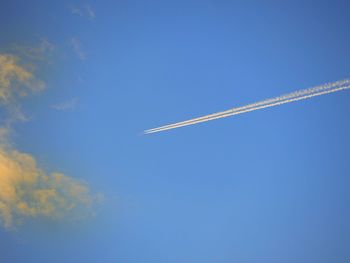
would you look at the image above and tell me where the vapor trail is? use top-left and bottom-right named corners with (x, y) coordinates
top-left (144, 79), bottom-right (350, 134)
top-left (146, 79), bottom-right (349, 133)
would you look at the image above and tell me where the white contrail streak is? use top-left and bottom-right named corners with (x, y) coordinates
top-left (144, 79), bottom-right (350, 134)
top-left (146, 79), bottom-right (348, 133)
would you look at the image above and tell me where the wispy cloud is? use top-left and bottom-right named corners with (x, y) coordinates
top-left (51, 98), bottom-right (78, 111)
top-left (71, 6), bottom-right (83, 17)
top-left (0, 53), bottom-right (45, 122)
top-left (12, 39), bottom-right (55, 62)
top-left (70, 4), bottom-right (95, 20)
top-left (0, 45), bottom-right (99, 230)
top-left (85, 5), bottom-right (96, 19)
top-left (71, 38), bottom-right (86, 60)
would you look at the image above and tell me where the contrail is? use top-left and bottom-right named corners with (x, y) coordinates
top-left (145, 79), bottom-right (349, 133)
top-left (144, 79), bottom-right (350, 134)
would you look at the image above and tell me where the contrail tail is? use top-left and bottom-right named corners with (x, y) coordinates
top-left (144, 79), bottom-right (350, 134)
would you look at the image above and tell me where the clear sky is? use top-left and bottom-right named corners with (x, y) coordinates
top-left (1, 0), bottom-right (350, 262)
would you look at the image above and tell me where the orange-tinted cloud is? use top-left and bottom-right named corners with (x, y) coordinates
top-left (0, 54), bottom-right (44, 103)
top-left (0, 47), bottom-right (100, 230)
top-left (0, 149), bottom-right (96, 229)
top-left (0, 53), bottom-right (45, 123)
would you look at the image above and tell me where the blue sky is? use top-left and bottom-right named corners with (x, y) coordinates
top-left (1, 0), bottom-right (350, 262)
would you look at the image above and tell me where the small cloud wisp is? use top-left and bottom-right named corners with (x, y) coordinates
top-left (71, 38), bottom-right (86, 60)
top-left (51, 98), bottom-right (78, 111)
top-left (70, 4), bottom-right (95, 20)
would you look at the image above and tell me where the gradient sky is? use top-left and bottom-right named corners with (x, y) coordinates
top-left (1, 0), bottom-right (350, 262)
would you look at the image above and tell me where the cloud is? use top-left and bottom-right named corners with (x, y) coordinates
top-left (85, 5), bottom-right (96, 19)
top-left (12, 39), bottom-right (55, 62)
top-left (51, 98), bottom-right (78, 111)
top-left (70, 4), bottom-right (95, 20)
top-left (0, 126), bottom-right (10, 146)
top-left (0, 149), bottom-right (96, 229)
top-left (71, 6), bottom-right (83, 17)
top-left (0, 47), bottom-right (99, 230)
top-left (0, 53), bottom-right (45, 123)
top-left (71, 38), bottom-right (86, 60)
top-left (0, 54), bottom-right (44, 104)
